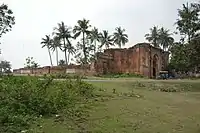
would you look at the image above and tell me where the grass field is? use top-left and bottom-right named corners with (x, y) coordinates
top-left (33, 79), bottom-right (200, 133)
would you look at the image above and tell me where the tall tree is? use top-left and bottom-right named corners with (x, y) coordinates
top-left (99, 30), bottom-right (114, 49)
top-left (24, 57), bottom-right (40, 68)
top-left (176, 2), bottom-right (200, 43)
top-left (169, 42), bottom-right (190, 72)
top-left (73, 18), bottom-right (91, 64)
top-left (113, 27), bottom-right (129, 48)
top-left (87, 27), bottom-right (101, 59)
top-left (0, 4), bottom-right (15, 38)
top-left (0, 60), bottom-right (11, 73)
top-left (24, 57), bottom-right (40, 74)
top-left (158, 27), bottom-right (174, 51)
top-left (51, 36), bottom-right (61, 66)
top-left (67, 43), bottom-right (76, 65)
top-left (54, 22), bottom-right (73, 65)
top-left (187, 33), bottom-right (200, 71)
top-left (145, 26), bottom-right (160, 48)
top-left (41, 35), bottom-right (53, 66)
top-left (75, 39), bottom-right (92, 64)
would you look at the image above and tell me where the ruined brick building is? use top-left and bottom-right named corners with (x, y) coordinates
top-left (94, 43), bottom-right (169, 78)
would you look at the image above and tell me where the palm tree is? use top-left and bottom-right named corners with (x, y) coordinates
top-left (99, 30), bottom-right (114, 49)
top-left (41, 35), bottom-right (53, 66)
top-left (51, 36), bottom-right (61, 66)
top-left (87, 27), bottom-right (101, 59)
top-left (73, 18), bottom-right (91, 64)
top-left (145, 26), bottom-right (160, 48)
top-left (113, 27), bottom-right (129, 48)
top-left (158, 27), bottom-right (174, 51)
top-left (67, 44), bottom-right (76, 65)
top-left (54, 21), bottom-right (73, 65)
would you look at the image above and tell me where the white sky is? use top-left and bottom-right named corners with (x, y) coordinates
top-left (0, 0), bottom-right (197, 69)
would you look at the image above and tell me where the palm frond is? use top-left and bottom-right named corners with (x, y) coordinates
top-left (74, 31), bottom-right (81, 39)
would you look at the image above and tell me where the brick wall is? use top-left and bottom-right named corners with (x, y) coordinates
top-left (94, 43), bottom-right (169, 78)
top-left (13, 65), bottom-right (95, 76)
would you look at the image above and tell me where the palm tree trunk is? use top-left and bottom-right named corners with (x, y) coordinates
top-left (94, 40), bottom-right (96, 59)
top-left (64, 50), bottom-right (68, 65)
top-left (47, 46), bottom-right (53, 66)
top-left (66, 39), bottom-right (72, 65)
top-left (56, 47), bottom-right (59, 66)
top-left (68, 53), bottom-right (70, 65)
top-left (63, 38), bottom-right (68, 65)
top-left (83, 32), bottom-right (87, 64)
top-left (188, 34), bottom-right (191, 44)
top-left (107, 45), bottom-right (109, 49)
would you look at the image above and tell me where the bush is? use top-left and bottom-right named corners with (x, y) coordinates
top-left (0, 75), bottom-right (95, 133)
top-left (97, 73), bottom-right (145, 78)
top-left (46, 73), bottom-right (87, 79)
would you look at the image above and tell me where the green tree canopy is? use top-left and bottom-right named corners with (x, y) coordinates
top-left (145, 26), bottom-right (160, 48)
top-left (0, 60), bottom-right (11, 73)
top-left (113, 27), bottom-right (128, 48)
top-left (24, 57), bottom-right (40, 69)
top-left (54, 22), bottom-right (73, 65)
top-left (73, 18), bottom-right (91, 64)
top-left (158, 27), bottom-right (174, 51)
top-left (41, 35), bottom-right (53, 66)
top-left (87, 27), bottom-right (102, 60)
top-left (99, 30), bottom-right (114, 49)
top-left (176, 2), bottom-right (200, 43)
top-left (0, 4), bottom-right (15, 38)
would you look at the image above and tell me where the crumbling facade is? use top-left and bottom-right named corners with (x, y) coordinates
top-left (94, 43), bottom-right (169, 78)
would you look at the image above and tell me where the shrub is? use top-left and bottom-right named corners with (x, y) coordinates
top-left (97, 73), bottom-right (145, 78)
top-left (0, 75), bottom-right (95, 133)
top-left (46, 73), bottom-right (87, 79)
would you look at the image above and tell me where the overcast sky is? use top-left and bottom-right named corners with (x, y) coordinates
top-left (0, 0), bottom-right (197, 69)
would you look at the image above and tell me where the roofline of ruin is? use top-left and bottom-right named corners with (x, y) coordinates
top-left (104, 42), bottom-right (170, 54)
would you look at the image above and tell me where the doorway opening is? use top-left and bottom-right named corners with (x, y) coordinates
top-left (153, 54), bottom-right (158, 78)
top-left (103, 62), bottom-right (107, 74)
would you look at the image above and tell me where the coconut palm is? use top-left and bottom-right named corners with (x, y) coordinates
top-left (87, 27), bottom-right (101, 59)
top-left (51, 36), bottom-right (61, 66)
top-left (54, 21), bottom-right (73, 65)
top-left (158, 27), bottom-right (174, 51)
top-left (67, 44), bottom-right (76, 65)
top-left (41, 35), bottom-right (53, 66)
top-left (113, 27), bottom-right (129, 48)
top-left (73, 18), bottom-right (91, 64)
top-left (99, 30), bottom-right (114, 49)
top-left (145, 26), bottom-right (160, 48)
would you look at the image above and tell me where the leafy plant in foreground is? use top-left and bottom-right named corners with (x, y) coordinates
top-left (0, 76), bottom-right (95, 133)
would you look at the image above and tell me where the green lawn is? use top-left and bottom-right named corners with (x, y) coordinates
top-left (33, 79), bottom-right (200, 133)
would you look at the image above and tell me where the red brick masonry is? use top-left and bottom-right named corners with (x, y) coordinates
top-left (94, 43), bottom-right (169, 78)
